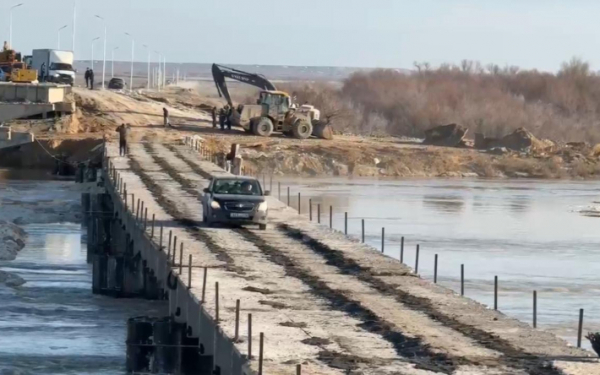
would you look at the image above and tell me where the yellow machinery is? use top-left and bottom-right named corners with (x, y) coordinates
top-left (0, 43), bottom-right (38, 83)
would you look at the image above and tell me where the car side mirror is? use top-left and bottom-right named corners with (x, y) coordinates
top-left (203, 188), bottom-right (210, 194)
top-left (264, 190), bottom-right (271, 196)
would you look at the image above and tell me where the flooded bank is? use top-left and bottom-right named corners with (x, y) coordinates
top-left (277, 177), bottom-right (600, 348)
top-left (0, 181), bottom-right (165, 374)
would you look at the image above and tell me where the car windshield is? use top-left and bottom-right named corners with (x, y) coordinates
top-left (49, 63), bottom-right (73, 71)
top-left (212, 179), bottom-right (262, 196)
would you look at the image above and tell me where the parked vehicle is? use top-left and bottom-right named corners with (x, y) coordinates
top-left (201, 177), bottom-right (269, 230)
top-left (31, 49), bottom-right (75, 85)
top-left (108, 78), bottom-right (125, 90)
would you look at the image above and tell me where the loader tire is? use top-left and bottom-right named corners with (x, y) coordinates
top-left (292, 120), bottom-right (313, 139)
top-left (254, 117), bottom-right (274, 137)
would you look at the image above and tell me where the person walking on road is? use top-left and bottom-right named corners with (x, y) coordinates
top-left (89, 69), bottom-right (95, 90)
top-left (116, 123), bottom-right (130, 156)
top-left (84, 68), bottom-right (91, 88)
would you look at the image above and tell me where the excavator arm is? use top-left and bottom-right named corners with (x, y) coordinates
top-left (212, 63), bottom-right (277, 106)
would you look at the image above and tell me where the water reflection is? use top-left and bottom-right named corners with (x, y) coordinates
top-left (422, 194), bottom-right (465, 214)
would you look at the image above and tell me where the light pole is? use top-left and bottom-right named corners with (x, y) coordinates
top-left (111, 47), bottom-right (119, 77)
top-left (163, 56), bottom-right (166, 88)
top-left (95, 15), bottom-right (107, 89)
top-left (91, 37), bottom-right (100, 71)
top-left (154, 51), bottom-right (161, 90)
top-left (124, 32), bottom-right (134, 92)
top-left (143, 44), bottom-right (150, 90)
top-left (57, 25), bottom-right (68, 49)
top-left (9, 3), bottom-right (24, 49)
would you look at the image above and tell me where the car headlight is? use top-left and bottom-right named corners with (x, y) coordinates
top-left (257, 202), bottom-right (268, 212)
top-left (210, 201), bottom-right (221, 209)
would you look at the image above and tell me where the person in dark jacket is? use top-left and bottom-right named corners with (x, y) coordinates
top-left (89, 69), bottom-right (95, 90)
top-left (116, 123), bottom-right (130, 156)
top-left (163, 107), bottom-right (171, 127)
top-left (40, 63), bottom-right (46, 82)
top-left (84, 68), bottom-right (91, 88)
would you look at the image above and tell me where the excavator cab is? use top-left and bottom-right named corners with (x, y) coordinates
top-left (258, 90), bottom-right (291, 120)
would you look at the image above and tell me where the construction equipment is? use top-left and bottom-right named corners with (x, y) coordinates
top-left (212, 63), bottom-right (333, 140)
top-left (0, 43), bottom-right (37, 83)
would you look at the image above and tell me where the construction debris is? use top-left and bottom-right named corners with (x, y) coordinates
top-left (423, 123), bottom-right (468, 147)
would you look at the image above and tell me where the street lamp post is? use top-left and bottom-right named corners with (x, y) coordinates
top-left (9, 3), bottom-right (24, 49)
top-left (163, 56), bottom-right (166, 88)
top-left (143, 44), bottom-right (150, 90)
top-left (57, 25), bottom-right (68, 49)
top-left (91, 37), bottom-right (100, 71)
top-left (124, 33), bottom-right (134, 92)
top-left (111, 47), bottom-right (119, 78)
top-left (95, 15), bottom-right (107, 89)
top-left (154, 51), bottom-right (161, 90)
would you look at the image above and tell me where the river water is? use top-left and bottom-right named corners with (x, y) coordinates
top-left (0, 180), bottom-right (165, 375)
top-left (277, 177), bottom-right (600, 348)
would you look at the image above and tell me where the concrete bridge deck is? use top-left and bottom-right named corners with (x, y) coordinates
top-left (101, 139), bottom-right (600, 375)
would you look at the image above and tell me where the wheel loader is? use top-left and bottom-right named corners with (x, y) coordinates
top-left (212, 64), bottom-right (333, 140)
top-left (0, 44), bottom-right (37, 83)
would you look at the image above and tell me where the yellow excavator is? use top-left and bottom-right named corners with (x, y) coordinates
top-left (0, 42), bottom-right (38, 83)
top-left (212, 63), bottom-right (333, 140)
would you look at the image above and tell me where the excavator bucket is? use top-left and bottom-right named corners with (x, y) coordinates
top-left (312, 122), bottom-right (334, 140)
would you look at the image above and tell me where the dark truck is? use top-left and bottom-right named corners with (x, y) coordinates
top-left (202, 177), bottom-right (269, 230)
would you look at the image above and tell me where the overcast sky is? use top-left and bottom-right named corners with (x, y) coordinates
top-left (3, 0), bottom-right (599, 71)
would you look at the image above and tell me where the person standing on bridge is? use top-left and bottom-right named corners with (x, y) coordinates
top-left (116, 123), bottom-right (130, 156)
top-left (84, 68), bottom-right (91, 88)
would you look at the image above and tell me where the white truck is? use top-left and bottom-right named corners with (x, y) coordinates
top-left (31, 49), bottom-right (75, 86)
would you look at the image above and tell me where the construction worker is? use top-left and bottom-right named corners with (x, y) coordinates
top-left (225, 105), bottom-right (232, 130)
top-left (40, 63), bottom-right (46, 82)
top-left (89, 69), bottom-right (95, 90)
top-left (116, 123), bottom-right (130, 156)
top-left (211, 106), bottom-right (217, 128)
top-left (84, 68), bottom-right (91, 88)
top-left (163, 107), bottom-right (171, 128)
top-left (219, 106), bottom-right (227, 130)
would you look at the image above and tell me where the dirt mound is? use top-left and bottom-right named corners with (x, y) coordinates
top-left (424, 124), bottom-right (468, 147)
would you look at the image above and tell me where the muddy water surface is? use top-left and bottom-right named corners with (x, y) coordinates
top-left (277, 177), bottom-right (600, 348)
top-left (0, 181), bottom-right (164, 374)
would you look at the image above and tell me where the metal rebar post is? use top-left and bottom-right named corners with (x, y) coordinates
top-left (263, 174), bottom-right (266, 189)
top-left (329, 206), bottom-right (332, 229)
top-left (179, 243), bottom-right (183, 273)
top-left (296, 364), bottom-right (301, 375)
top-left (278, 182), bottom-right (281, 200)
top-left (235, 299), bottom-right (240, 341)
top-left (215, 282), bottom-right (220, 323)
top-left (172, 236), bottom-right (178, 264)
top-left (202, 267), bottom-right (207, 303)
top-left (167, 231), bottom-right (172, 259)
top-left (151, 214), bottom-right (155, 238)
top-left (309, 199), bottom-right (312, 221)
top-left (461, 264), bottom-right (465, 296)
top-left (434, 254), bottom-right (438, 283)
top-left (298, 193), bottom-right (301, 214)
top-left (124, 190), bottom-right (128, 210)
top-left (318, 204), bottom-right (321, 224)
top-left (361, 219), bottom-right (365, 243)
top-left (344, 212), bottom-right (348, 235)
top-left (248, 313), bottom-right (253, 359)
top-left (136, 198), bottom-right (140, 220)
top-left (533, 291), bottom-right (537, 328)
top-left (287, 187), bottom-right (290, 206)
top-left (259, 332), bottom-right (264, 375)
top-left (494, 276), bottom-right (498, 310)
top-left (188, 254), bottom-right (192, 289)
top-left (577, 309), bottom-right (584, 348)
top-left (381, 227), bottom-right (385, 253)
top-left (159, 225), bottom-right (164, 250)
top-left (400, 237), bottom-right (404, 263)
top-left (144, 208), bottom-right (148, 231)
top-left (415, 244), bottom-right (420, 274)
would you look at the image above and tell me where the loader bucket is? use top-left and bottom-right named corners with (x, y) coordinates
top-left (312, 122), bottom-right (334, 140)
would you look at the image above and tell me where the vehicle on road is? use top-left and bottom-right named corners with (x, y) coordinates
top-left (108, 78), bottom-right (125, 90)
top-left (212, 63), bottom-right (333, 140)
top-left (31, 49), bottom-right (75, 85)
top-left (202, 177), bottom-right (269, 230)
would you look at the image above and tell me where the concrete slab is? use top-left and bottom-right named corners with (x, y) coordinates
top-left (0, 126), bottom-right (34, 150)
top-left (0, 82), bottom-right (69, 103)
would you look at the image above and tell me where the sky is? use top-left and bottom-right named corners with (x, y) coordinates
top-left (2, 0), bottom-right (600, 71)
